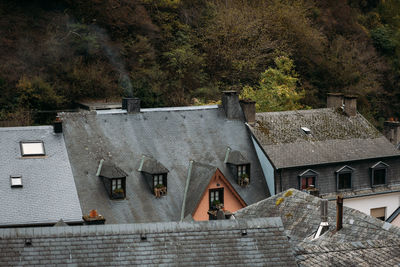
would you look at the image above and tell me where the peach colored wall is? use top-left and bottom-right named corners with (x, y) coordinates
top-left (392, 215), bottom-right (400, 228)
top-left (193, 170), bottom-right (245, 221)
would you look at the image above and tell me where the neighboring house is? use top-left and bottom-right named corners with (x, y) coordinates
top-left (235, 189), bottom-right (400, 266)
top-left (0, 218), bottom-right (297, 266)
top-left (247, 93), bottom-right (400, 221)
top-left (60, 91), bottom-right (269, 223)
top-left (0, 125), bottom-right (83, 227)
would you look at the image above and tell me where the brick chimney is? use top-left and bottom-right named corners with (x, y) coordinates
top-left (239, 99), bottom-right (256, 125)
top-left (344, 95), bottom-right (357, 117)
top-left (122, 97), bottom-right (140, 113)
top-left (222, 91), bottom-right (242, 120)
top-left (327, 93), bottom-right (343, 109)
top-left (384, 119), bottom-right (400, 146)
top-left (53, 116), bottom-right (62, 134)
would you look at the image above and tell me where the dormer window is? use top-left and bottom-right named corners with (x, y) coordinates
top-left (97, 162), bottom-right (127, 200)
top-left (371, 161), bottom-right (388, 186)
top-left (298, 169), bottom-right (318, 190)
top-left (20, 141), bottom-right (45, 157)
top-left (10, 175), bottom-right (22, 188)
top-left (224, 148), bottom-right (251, 186)
top-left (336, 166), bottom-right (354, 190)
top-left (138, 155), bottom-right (169, 197)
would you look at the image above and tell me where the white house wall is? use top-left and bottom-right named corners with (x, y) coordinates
top-left (342, 192), bottom-right (400, 220)
top-left (252, 136), bottom-right (275, 195)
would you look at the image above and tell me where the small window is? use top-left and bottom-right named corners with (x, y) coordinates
top-left (10, 175), bottom-right (22, 188)
top-left (338, 173), bottom-right (352, 190)
top-left (371, 207), bottom-right (386, 221)
top-left (153, 174), bottom-right (164, 187)
top-left (209, 188), bottom-right (224, 209)
top-left (237, 165), bottom-right (246, 177)
top-left (301, 127), bottom-right (311, 135)
top-left (112, 178), bottom-right (123, 191)
top-left (20, 141), bottom-right (45, 157)
top-left (237, 164), bottom-right (250, 186)
top-left (336, 166), bottom-right (354, 190)
top-left (300, 176), bottom-right (315, 190)
top-left (371, 162), bottom-right (388, 186)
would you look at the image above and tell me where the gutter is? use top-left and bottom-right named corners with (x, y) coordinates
top-left (325, 189), bottom-right (400, 201)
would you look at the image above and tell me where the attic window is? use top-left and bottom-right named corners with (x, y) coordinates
top-left (10, 175), bottom-right (22, 188)
top-left (301, 127), bottom-right (311, 135)
top-left (336, 166), bottom-right (354, 190)
top-left (370, 162), bottom-right (388, 186)
top-left (20, 141), bottom-right (45, 157)
top-left (237, 164), bottom-right (250, 186)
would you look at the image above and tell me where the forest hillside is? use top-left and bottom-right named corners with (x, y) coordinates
top-left (1, 0), bottom-right (400, 128)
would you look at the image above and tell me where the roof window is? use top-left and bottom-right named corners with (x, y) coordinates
top-left (10, 175), bottom-right (22, 188)
top-left (301, 127), bottom-right (311, 135)
top-left (20, 141), bottom-right (45, 157)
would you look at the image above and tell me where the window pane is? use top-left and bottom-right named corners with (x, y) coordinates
top-left (338, 173), bottom-right (351, 189)
top-left (21, 142), bottom-right (45, 156)
top-left (210, 192), bottom-right (214, 202)
top-left (301, 178), bottom-right (307, 189)
top-left (373, 169), bottom-right (386, 185)
top-left (215, 191), bottom-right (219, 200)
top-left (112, 180), bottom-right (116, 191)
top-left (154, 177), bottom-right (157, 187)
top-left (117, 179), bottom-right (121, 188)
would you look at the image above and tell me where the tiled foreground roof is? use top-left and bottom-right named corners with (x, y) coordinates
top-left (295, 239), bottom-right (400, 266)
top-left (0, 218), bottom-right (296, 266)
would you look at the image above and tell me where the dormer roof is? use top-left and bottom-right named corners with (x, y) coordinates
top-left (138, 155), bottom-right (169, 174)
top-left (99, 164), bottom-right (127, 178)
top-left (224, 148), bottom-right (250, 165)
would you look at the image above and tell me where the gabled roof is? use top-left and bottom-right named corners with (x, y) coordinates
top-left (0, 218), bottom-right (297, 266)
top-left (138, 155), bottom-right (169, 174)
top-left (224, 148), bottom-right (250, 165)
top-left (61, 106), bottom-right (269, 223)
top-left (0, 126), bottom-right (82, 226)
top-left (234, 189), bottom-right (400, 245)
top-left (181, 161), bottom-right (217, 219)
top-left (249, 108), bottom-right (400, 169)
top-left (99, 163), bottom-right (127, 178)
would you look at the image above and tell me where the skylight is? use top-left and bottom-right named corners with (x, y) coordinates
top-left (20, 141), bottom-right (45, 157)
top-left (10, 175), bottom-right (22, 188)
top-left (301, 127), bottom-right (311, 135)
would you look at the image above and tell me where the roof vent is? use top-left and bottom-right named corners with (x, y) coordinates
top-left (313, 199), bottom-right (329, 239)
top-left (301, 127), bottom-right (311, 135)
top-left (10, 175), bottom-right (22, 188)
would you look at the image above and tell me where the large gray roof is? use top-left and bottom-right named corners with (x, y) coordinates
top-left (0, 217), bottom-right (297, 266)
top-left (61, 106), bottom-right (269, 223)
top-left (0, 126), bottom-right (82, 226)
top-left (234, 189), bottom-right (400, 245)
top-left (250, 108), bottom-right (400, 169)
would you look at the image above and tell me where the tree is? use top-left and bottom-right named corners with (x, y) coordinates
top-left (240, 56), bottom-right (306, 112)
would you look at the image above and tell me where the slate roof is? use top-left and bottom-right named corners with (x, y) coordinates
top-left (99, 163), bottom-right (127, 178)
top-left (0, 217), bottom-right (297, 266)
top-left (294, 239), bottom-right (400, 266)
top-left (0, 126), bottom-right (82, 226)
top-left (138, 155), bottom-right (169, 174)
top-left (61, 106), bottom-right (269, 223)
top-left (182, 161), bottom-right (218, 219)
top-left (225, 149), bottom-right (250, 165)
top-left (249, 108), bottom-right (400, 169)
top-left (234, 189), bottom-right (400, 245)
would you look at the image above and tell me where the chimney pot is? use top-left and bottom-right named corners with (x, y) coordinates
top-left (122, 97), bottom-right (140, 113)
top-left (53, 116), bottom-right (63, 134)
top-left (327, 93), bottom-right (343, 109)
top-left (222, 91), bottom-right (242, 120)
top-left (336, 195), bottom-right (343, 231)
top-left (239, 99), bottom-right (256, 125)
top-left (344, 95), bottom-right (357, 117)
top-left (321, 199), bottom-right (328, 222)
